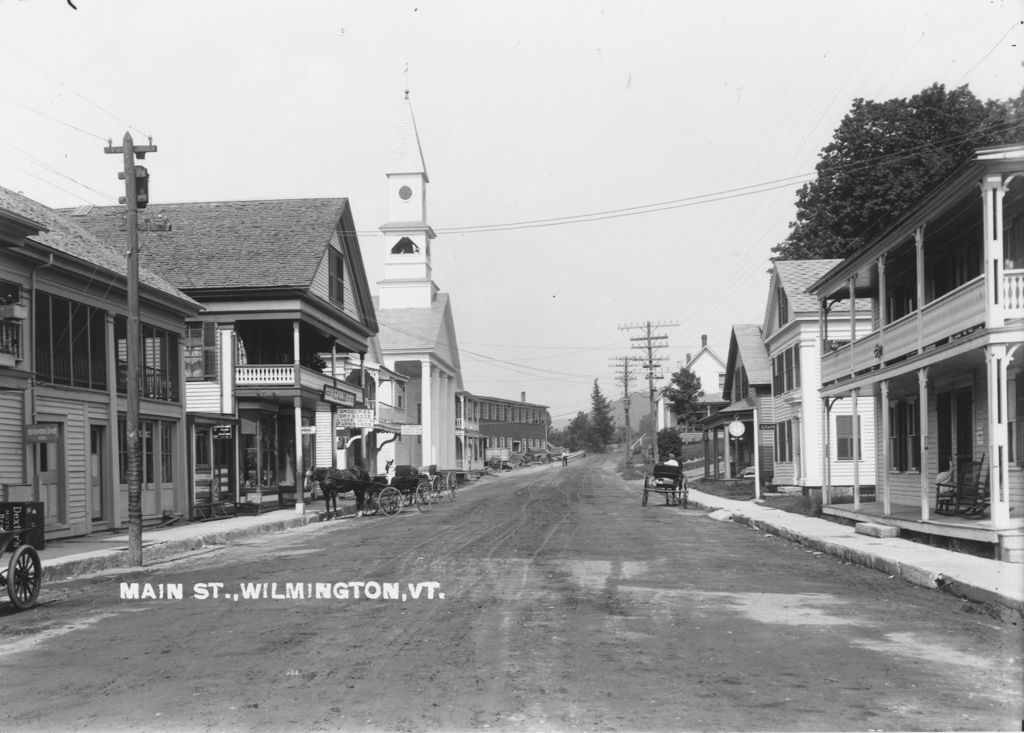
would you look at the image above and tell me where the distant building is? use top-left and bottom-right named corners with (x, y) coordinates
top-left (475, 393), bottom-right (551, 460)
top-left (655, 334), bottom-right (727, 431)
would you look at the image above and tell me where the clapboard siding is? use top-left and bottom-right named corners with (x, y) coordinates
top-left (187, 382), bottom-right (222, 413)
top-left (0, 391), bottom-right (25, 485)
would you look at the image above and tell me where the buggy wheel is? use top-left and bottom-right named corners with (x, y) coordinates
top-left (430, 475), bottom-right (444, 503)
top-left (361, 495), bottom-right (380, 516)
top-left (445, 471), bottom-right (457, 502)
top-left (7, 544), bottom-right (41, 611)
top-left (378, 487), bottom-right (402, 516)
top-left (415, 480), bottom-right (431, 512)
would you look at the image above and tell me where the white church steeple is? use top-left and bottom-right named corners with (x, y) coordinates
top-left (379, 90), bottom-right (438, 309)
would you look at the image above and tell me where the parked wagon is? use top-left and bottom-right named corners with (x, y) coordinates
top-left (642, 463), bottom-right (688, 508)
top-left (0, 529), bottom-right (42, 611)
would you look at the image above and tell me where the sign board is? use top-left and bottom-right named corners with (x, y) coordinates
top-left (322, 385), bottom-right (356, 407)
top-left (300, 426), bottom-right (317, 435)
top-left (24, 424), bottom-right (59, 444)
top-left (400, 424), bottom-right (423, 436)
top-left (727, 420), bottom-right (746, 438)
top-left (759, 423), bottom-right (776, 431)
top-left (212, 425), bottom-right (233, 439)
top-left (335, 409), bottom-right (375, 429)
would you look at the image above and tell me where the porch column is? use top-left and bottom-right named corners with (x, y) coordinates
top-left (918, 368), bottom-right (930, 521)
top-left (821, 398), bottom-right (832, 505)
top-left (723, 424), bottom-right (731, 479)
top-left (880, 380), bottom-right (891, 515)
top-left (294, 396), bottom-right (304, 515)
top-left (877, 254), bottom-right (887, 356)
top-left (848, 275), bottom-right (857, 375)
top-left (914, 226), bottom-right (925, 354)
top-left (292, 320), bottom-right (300, 365)
top-left (420, 360), bottom-right (433, 467)
top-left (981, 174), bottom-right (1005, 328)
top-left (987, 344), bottom-right (1013, 527)
top-left (851, 388), bottom-right (860, 511)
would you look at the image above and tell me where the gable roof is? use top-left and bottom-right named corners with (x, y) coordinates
top-left (373, 292), bottom-right (463, 386)
top-left (775, 259), bottom-right (841, 312)
top-left (64, 198), bottom-right (352, 292)
top-left (0, 186), bottom-right (196, 307)
top-left (726, 323), bottom-right (771, 388)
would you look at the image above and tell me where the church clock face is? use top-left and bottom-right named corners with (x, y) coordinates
top-left (398, 185), bottom-right (413, 201)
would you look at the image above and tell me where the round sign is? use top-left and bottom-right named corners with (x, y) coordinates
top-left (727, 420), bottom-right (746, 438)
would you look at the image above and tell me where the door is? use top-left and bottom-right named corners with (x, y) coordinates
top-left (936, 391), bottom-right (952, 473)
top-left (141, 419), bottom-right (157, 515)
top-left (90, 426), bottom-right (105, 522)
top-left (37, 423), bottom-right (64, 526)
top-left (954, 387), bottom-right (974, 468)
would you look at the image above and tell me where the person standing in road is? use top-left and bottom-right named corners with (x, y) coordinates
top-left (561, 450), bottom-right (568, 467)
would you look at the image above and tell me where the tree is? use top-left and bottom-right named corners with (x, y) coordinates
top-left (656, 428), bottom-right (683, 461)
top-left (663, 367), bottom-right (704, 430)
top-left (565, 411), bottom-right (591, 452)
top-left (589, 379), bottom-right (616, 451)
top-left (772, 83), bottom-right (1023, 261)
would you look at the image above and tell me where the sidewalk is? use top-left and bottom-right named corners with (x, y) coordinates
top-left (680, 479), bottom-right (1023, 618)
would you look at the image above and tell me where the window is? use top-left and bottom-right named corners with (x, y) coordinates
top-left (889, 400), bottom-right (920, 472)
top-left (34, 292), bottom-right (108, 390)
top-left (329, 249), bottom-right (344, 303)
top-left (772, 345), bottom-right (802, 395)
top-left (777, 288), bottom-right (789, 326)
top-left (184, 323), bottom-right (218, 381)
top-left (775, 420), bottom-right (792, 463)
top-left (836, 414), bottom-right (861, 461)
top-left (114, 315), bottom-right (180, 402)
top-left (1012, 371), bottom-right (1023, 467)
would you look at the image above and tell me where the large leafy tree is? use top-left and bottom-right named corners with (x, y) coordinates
top-left (773, 83), bottom-right (1023, 261)
top-left (589, 379), bottom-right (616, 451)
top-left (663, 366), bottom-right (704, 430)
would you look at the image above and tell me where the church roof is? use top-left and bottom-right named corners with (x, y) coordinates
top-left (373, 293), bottom-right (462, 383)
top-left (388, 93), bottom-right (429, 182)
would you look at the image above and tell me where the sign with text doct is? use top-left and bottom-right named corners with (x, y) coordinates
top-left (335, 409), bottom-right (375, 429)
top-left (212, 425), bottom-right (233, 439)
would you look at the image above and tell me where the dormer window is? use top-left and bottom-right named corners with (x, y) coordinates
top-left (391, 238), bottom-right (418, 254)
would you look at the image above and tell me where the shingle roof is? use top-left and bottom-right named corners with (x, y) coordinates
top-left (774, 259), bottom-right (842, 313)
top-left (732, 324), bottom-right (771, 385)
top-left (0, 186), bottom-right (195, 305)
top-left (63, 198), bottom-right (347, 291)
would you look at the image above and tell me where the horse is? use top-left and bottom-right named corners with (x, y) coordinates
top-left (304, 466), bottom-right (370, 518)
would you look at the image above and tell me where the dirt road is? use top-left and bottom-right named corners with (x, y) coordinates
top-left (1, 454), bottom-right (1020, 731)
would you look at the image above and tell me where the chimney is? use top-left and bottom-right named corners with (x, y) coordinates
top-left (701, 334), bottom-right (708, 348)
top-left (521, 391), bottom-right (526, 403)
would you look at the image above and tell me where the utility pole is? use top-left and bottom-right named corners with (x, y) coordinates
top-left (620, 321), bottom-right (677, 463)
top-left (105, 132), bottom-right (156, 567)
top-left (609, 355), bottom-right (640, 464)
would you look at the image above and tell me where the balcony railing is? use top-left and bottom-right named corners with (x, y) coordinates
top-left (456, 417), bottom-right (479, 431)
top-left (235, 364), bottom-right (363, 402)
top-left (377, 403), bottom-right (407, 424)
top-left (822, 274), bottom-right (991, 384)
top-left (1005, 268), bottom-right (1024, 314)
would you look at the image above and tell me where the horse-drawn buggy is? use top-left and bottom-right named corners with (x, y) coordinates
top-left (642, 462), bottom-right (688, 508)
top-left (304, 464), bottom-right (458, 519)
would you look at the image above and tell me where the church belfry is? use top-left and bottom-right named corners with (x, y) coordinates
top-left (379, 91), bottom-right (438, 309)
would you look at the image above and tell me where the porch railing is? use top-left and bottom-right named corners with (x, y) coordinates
top-left (1005, 268), bottom-right (1024, 314)
top-left (236, 364), bottom-right (296, 385)
top-left (821, 275), bottom-right (988, 384)
top-left (456, 417), bottom-right (479, 431)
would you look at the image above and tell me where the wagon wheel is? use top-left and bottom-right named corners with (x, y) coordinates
top-left (430, 475), bottom-right (444, 503)
top-left (415, 480), bottom-right (431, 512)
top-left (361, 494), bottom-right (380, 517)
top-left (7, 544), bottom-right (42, 611)
top-left (377, 487), bottom-right (403, 516)
top-left (445, 471), bottom-right (457, 502)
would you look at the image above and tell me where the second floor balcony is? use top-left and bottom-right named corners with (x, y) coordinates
top-left (821, 268), bottom-right (1024, 384)
top-left (235, 363), bottom-right (363, 403)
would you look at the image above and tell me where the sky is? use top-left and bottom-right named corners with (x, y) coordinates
top-left (0, 1), bottom-right (1021, 425)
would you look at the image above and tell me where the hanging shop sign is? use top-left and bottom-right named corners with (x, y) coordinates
top-left (400, 424), bottom-right (423, 436)
top-left (24, 424), bottom-right (58, 444)
top-left (212, 425), bottom-right (233, 439)
top-left (322, 385), bottom-right (356, 406)
top-left (335, 409), bottom-right (375, 429)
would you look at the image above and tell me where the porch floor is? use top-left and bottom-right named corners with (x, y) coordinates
top-left (823, 501), bottom-right (1023, 545)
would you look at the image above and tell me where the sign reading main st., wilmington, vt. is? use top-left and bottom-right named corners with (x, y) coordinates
top-left (335, 409), bottom-right (375, 429)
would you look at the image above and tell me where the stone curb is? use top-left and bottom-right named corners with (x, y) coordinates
top-left (42, 512), bottom-right (324, 583)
